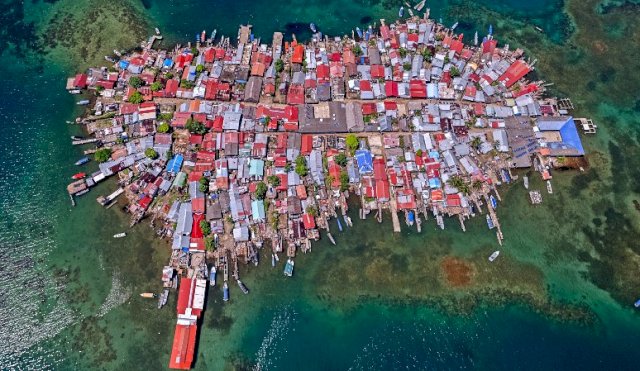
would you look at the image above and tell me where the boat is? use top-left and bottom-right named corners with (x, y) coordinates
top-left (77, 100), bottom-right (90, 105)
top-left (284, 258), bottom-right (294, 277)
top-left (343, 214), bottom-right (353, 227)
top-left (486, 214), bottom-right (495, 229)
top-left (309, 23), bottom-right (317, 33)
top-left (474, 30), bottom-right (478, 46)
top-left (488, 24), bottom-right (493, 36)
top-left (523, 175), bottom-right (529, 189)
top-left (211, 29), bottom-right (217, 41)
top-left (140, 292), bottom-right (156, 298)
top-left (70, 135), bottom-right (84, 140)
top-left (72, 172), bottom-right (86, 180)
top-left (635, 299), bottom-right (640, 308)
top-left (355, 27), bottom-right (363, 39)
top-left (406, 211), bottom-right (415, 226)
top-left (451, 22), bottom-right (459, 31)
top-left (113, 232), bottom-right (126, 238)
top-left (155, 27), bottom-right (161, 35)
top-left (327, 232), bottom-right (336, 245)
top-left (223, 281), bottom-right (229, 302)
top-left (237, 279), bottom-right (249, 294)
top-left (201, 30), bottom-right (206, 42)
top-left (157, 289), bottom-right (168, 309)
top-left (274, 253), bottom-right (280, 262)
top-left (490, 195), bottom-right (498, 209)
top-left (436, 214), bottom-right (444, 230)
top-left (337, 217), bottom-right (343, 232)
top-left (546, 180), bottom-right (553, 194)
top-left (534, 25), bottom-right (544, 33)
top-left (209, 266), bottom-right (216, 287)
top-left (113, 49), bottom-right (122, 57)
top-left (74, 156), bottom-right (89, 166)
top-left (69, 89), bottom-right (82, 95)
top-left (414, 0), bottom-right (426, 11)
top-left (488, 250), bottom-right (500, 262)
top-left (398, 6), bottom-right (404, 18)
top-left (271, 253), bottom-right (276, 267)
top-left (75, 189), bottom-right (89, 197)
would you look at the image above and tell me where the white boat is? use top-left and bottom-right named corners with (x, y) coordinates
top-left (488, 250), bottom-right (500, 262)
top-left (284, 258), bottom-right (294, 277)
top-left (209, 266), bottom-right (217, 287)
top-left (451, 22), bottom-right (459, 31)
top-left (77, 100), bottom-right (90, 105)
top-left (546, 180), bottom-right (553, 194)
top-left (69, 89), bottom-right (81, 94)
top-left (113, 232), bottom-right (126, 238)
top-left (474, 31), bottom-right (478, 46)
top-left (398, 6), bottom-right (404, 17)
top-left (523, 175), bottom-right (529, 189)
top-left (414, 0), bottom-right (426, 11)
top-left (155, 27), bottom-right (161, 35)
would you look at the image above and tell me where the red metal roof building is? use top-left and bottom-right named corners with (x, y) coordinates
top-left (498, 60), bottom-right (531, 88)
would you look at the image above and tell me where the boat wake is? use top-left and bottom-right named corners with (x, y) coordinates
top-left (252, 305), bottom-right (296, 371)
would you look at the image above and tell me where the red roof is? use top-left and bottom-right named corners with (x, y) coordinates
top-left (498, 60), bottom-right (531, 88)
top-left (176, 277), bottom-right (193, 315)
top-left (191, 213), bottom-right (204, 238)
top-left (317, 64), bottom-right (330, 80)
top-left (168, 322), bottom-right (197, 370)
top-left (375, 180), bottom-right (390, 201)
top-left (446, 194), bottom-right (462, 207)
top-left (73, 74), bottom-right (88, 89)
top-left (302, 213), bottom-right (316, 229)
top-left (360, 80), bottom-right (372, 92)
top-left (482, 39), bottom-right (498, 55)
top-left (370, 65), bottom-right (385, 79)
top-left (385, 81), bottom-right (398, 97)
top-left (292, 45), bottom-right (305, 64)
top-left (373, 157), bottom-right (386, 180)
top-left (301, 135), bottom-right (313, 155)
top-left (409, 80), bottom-right (426, 98)
top-left (361, 103), bottom-right (376, 115)
top-left (165, 79), bottom-right (179, 97)
top-left (287, 84), bottom-right (305, 105)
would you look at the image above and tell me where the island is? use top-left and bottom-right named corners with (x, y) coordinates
top-left (65, 13), bottom-right (590, 370)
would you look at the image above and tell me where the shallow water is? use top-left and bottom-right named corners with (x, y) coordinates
top-left (1, 0), bottom-right (640, 369)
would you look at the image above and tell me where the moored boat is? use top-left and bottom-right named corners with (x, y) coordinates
top-left (271, 253), bottom-right (276, 267)
top-left (490, 195), bottom-right (498, 209)
top-left (157, 289), bottom-right (169, 309)
top-left (337, 217), bottom-right (343, 232)
top-left (355, 27), bottom-right (363, 39)
top-left (284, 258), bottom-right (294, 277)
top-left (451, 21), bottom-right (459, 31)
top-left (486, 214), bottom-right (495, 229)
top-left (488, 250), bottom-right (500, 262)
top-left (343, 214), bottom-right (352, 227)
top-left (223, 281), bottom-right (229, 301)
top-left (523, 175), bottom-right (529, 189)
top-left (309, 23), bottom-right (317, 33)
top-left (237, 279), bottom-right (249, 294)
top-left (77, 100), bottom-right (90, 105)
top-left (140, 292), bottom-right (156, 298)
top-left (113, 232), bottom-right (126, 238)
top-left (209, 266), bottom-right (216, 287)
top-left (69, 89), bottom-right (82, 95)
top-left (327, 232), bottom-right (336, 245)
top-left (71, 135), bottom-right (84, 140)
top-left (75, 156), bottom-right (89, 166)
top-left (547, 180), bottom-right (553, 194)
top-left (72, 172), bottom-right (86, 180)
top-left (398, 6), bottom-right (404, 17)
top-left (634, 299), bottom-right (640, 308)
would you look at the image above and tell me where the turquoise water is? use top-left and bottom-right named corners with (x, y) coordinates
top-left (1, 0), bottom-right (640, 369)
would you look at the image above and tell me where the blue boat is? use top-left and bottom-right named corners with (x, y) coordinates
top-left (502, 169), bottom-right (512, 183)
top-left (486, 214), bottom-right (495, 229)
top-left (337, 218), bottom-right (343, 232)
top-left (488, 24), bottom-right (493, 36)
top-left (74, 156), bottom-right (89, 166)
top-left (284, 258), bottom-right (294, 277)
top-left (223, 281), bottom-right (229, 302)
top-left (398, 6), bottom-right (404, 18)
top-left (355, 27), bottom-right (363, 39)
top-left (490, 195), bottom-right (497, 209)
top-left (635, 299), bottom-right (640, 308)
top-left (408, 211), bottom-right (415, 223)
top-left (196, 34), bottom-right (200, 42)
top-left (309, 23), bottom-right (317, 33)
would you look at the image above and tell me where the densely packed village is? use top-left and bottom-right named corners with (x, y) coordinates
top-left (65, 15), bottom-right (588, 370)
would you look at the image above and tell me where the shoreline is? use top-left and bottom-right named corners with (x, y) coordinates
top-left (64, 14), bottom-right (592, 369)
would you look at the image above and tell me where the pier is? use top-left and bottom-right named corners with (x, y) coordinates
top-left (71, 138), bottom-right (98, 145)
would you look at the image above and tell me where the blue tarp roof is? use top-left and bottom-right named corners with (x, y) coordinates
top-left (355, 150), bottom-right (374, 174)
top-left (429, 178), bottom-right (441, 189)
top-left (166, 154), bottom-right (184, 174)
top-left (163, 58), bottom-right (173, 67)
top-left (539, 117), bottom-right (585, 156)
top-left (119, 60), bottom-right (130, 69)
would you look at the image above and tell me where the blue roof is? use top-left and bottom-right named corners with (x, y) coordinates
top-left (166, 154), bottom-right (184, 174)
top-left (355, 150), bottom-right (373, 174)
top-left (539, 117), bottom-right (584, 156)
top-left (163, 58), bottom-right (173, 68)
top-left (119, 60), bottom-right (130, 70)
top-left (429, 178), bottom-right (441, 189)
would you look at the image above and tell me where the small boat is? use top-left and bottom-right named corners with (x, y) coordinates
top-left (406, 211), bottom-right (415, 226)
top-left (327, 232), bottom-right (336, 245)
top-left (69, 89), bottom-right (82, 95)
top-left (436, 214), bottom-right (444, 230)
top-left (223, 281), bottom-right (229, 301)
top-left (486, 214), bottom-right (495, 229)
top-left (488, 24), bottom-right (493, 36)
top-left (237, 279), bottom-right (249, 294)
top-left (284, 258), bottom-right (294, 277)
top-left (75, 189), bottom-right (89, 197)
top-left (113, 49), bottom-right (122, 57)
top-left (451, 22), bottom-right (459, 31)
top-left (70, 135), bottom-right (84, 140)
top-left (523, 175), bottom-right (529, 189)
top-left (343, 214), bottom-right (353, 227)
top-left (546, 180), bottom-right (553, 194)
top-left (309, 23), bottom-right (317, 33)
top-left (398, 6), bottom-right (404, 18)
top-left (201, 30), bottom-right (206, 41)
top-left (634, 299), bottom-right (640, 308)
top-left (77, 100), bottom-right (90, 106)
top-left (104, 55), bottom-right (116, 63)
top-left (355, 27), bottom-right (363, 39)
top-left (414, 0), bottom-right (426, 11)
top-left (209, 266), bottom-right (217, 287)
top-left (271, 253), bottom-right (276, 267)
top-left (74, 156), bottom-right (89, 166)
top-left (211, 29), bottom-right (217, 41)
top-left (488, 250), bottom-right (500, 262)
top-left (337, 218), bottom-right (343, 232)
top-left (140, 292), bottom-right (156, 298)
top-left (157, 289), bottom-right (169, 309)
top-left (490, 195), bottom-right (497, 209)
top-left (534, 25), bottom-right (544, 33)
top-left (474, 31), bottom-right (478, 46)
top-left (72, 172), bottom-right (86, 180)
top-left (113, 232), bottom-right (126, 238)
top-left (155, 27), bottom-right (161, 35)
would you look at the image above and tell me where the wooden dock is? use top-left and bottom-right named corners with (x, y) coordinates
top-left (72, 138), bottom-right (98, 145)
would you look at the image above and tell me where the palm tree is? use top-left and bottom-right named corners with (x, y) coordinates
top-left (472, 180), bottom-right (483, 191)
top-left (447, 175), bottom-right (465, 190)
top-left (470, 137), bottom-right (482, 150)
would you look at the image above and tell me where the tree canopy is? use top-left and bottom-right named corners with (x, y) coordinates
top-left (267, 175), bottom-right (281, 187)
top-left (346, 134), bottom-right (359, 153)
top-left (144, 148), bottom-right (158, 159)
top-left (255, 182), bottom-right (268, 200)
top-left (150, 81), bottom-right (163, 91)
top-left (128, 91), bottom-right (144, 104)
top-left (334, 153), bottom-right (348, 167)
top-left (128, 76), bottom-right (143, 88)
top-left (339, 171), bottom-right (350, 191)
top-left (294, 155), bottom-right (308, 177)
top-left (450, 66), bottom-right (461, 77)
top-left (200, 220), bottom-right (211, 236)
top-left (94, 148), bottom-right (112, 163)
top-left (157, 122), bottom-right (170, 133)
top-left (186, 117), bottom-right (207, 134)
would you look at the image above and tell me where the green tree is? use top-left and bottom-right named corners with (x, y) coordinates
top-left (94, 148), bottom-right (112, 163)
top-left (470, 137), bottom-right (482, 150)
top-left (398, 48), bottom-right (408, 58)
top-left (128, 76), bottom-right (143, 88)
top-left (334, 153), bottom-right (348, 167)
top-left (346, 134), bottom-right (359, 153)
top-left (180, 80), bottom-right (195, 89)
top-left (199, 176), bottom-right (209, 192)
top-left (295, 156), bottom-right (308, 177)
top-left (339, 171), bottom-right (350, 191)
top-left (305, 205), bottom-right (317, 217)
top-left (95, 85), bottom-right (105, 92)
top-left (275, 59), bottom-right (284, 74)
top-left (267, 175), bottom-right (281, 187)
top-left (165, 72), bottom-right (174, 79)
top-left (150, 81), bottom-right (163, 91)
top-left (351, 44), bottom-right (363, 57)
top-left (403, 62), bottom-right (412, 71)
top-left (128, 91), bottom-right (144, 104)
top-left (145, 148), bottom-right (158, 159)
top-left (415, 149), bottom-right (423, 157)
top-left (196, 64), bottom-right (204, 73)
top-left (157, 122), bottom-right (170, 133)
top-left (158, 112), bottom-right (174, 121)
top-left (186, 117), bottom-right (207, 134)
top-left (472, 180), bottom-right (484, 191)
top-left (450, 66), bottom-right (461, 77)
top-left (200, 220), bottom-right (211, 236)
top-left (421, 48), bottom-right (432, 60)
top-left (255, 181), bottom-right (268, 200)
top-left (204, 236), bottom-right (215, 251)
